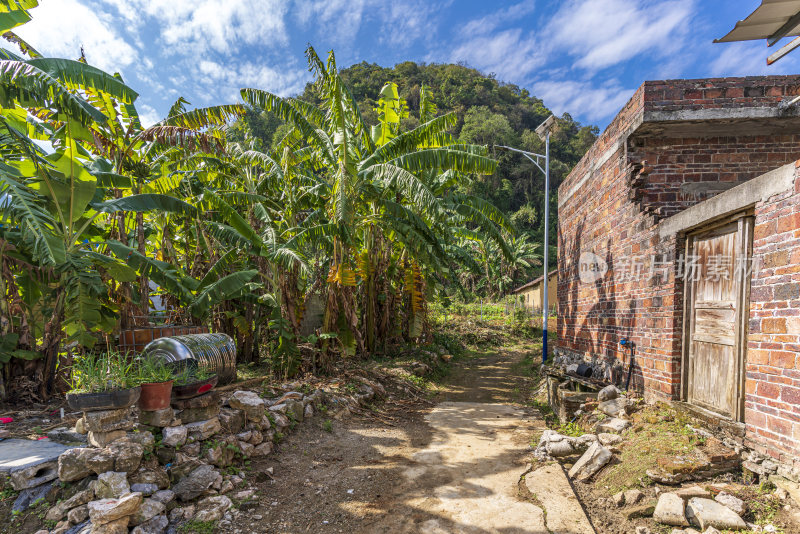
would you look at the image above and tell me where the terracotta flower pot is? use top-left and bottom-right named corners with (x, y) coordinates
top-left (138, 381), bottom-right (174, 411)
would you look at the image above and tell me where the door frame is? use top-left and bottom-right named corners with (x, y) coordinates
top-left (680, 210), bottom-right (753, 422)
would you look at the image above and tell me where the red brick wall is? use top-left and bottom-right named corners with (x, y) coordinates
top-left (557, 75), bottom-right (800, 405)
top-left (745, 165), bottom-right (800, 464)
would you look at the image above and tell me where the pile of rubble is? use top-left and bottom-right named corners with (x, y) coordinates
top-left (3, 377), bottom-right (384, 534)
top-left (532, 383), bottom-right (782, 532)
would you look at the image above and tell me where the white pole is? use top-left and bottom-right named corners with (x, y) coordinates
top-left (542, 131), bottom-right (550, 364)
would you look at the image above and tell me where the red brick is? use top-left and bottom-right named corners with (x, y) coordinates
top-left (764, 318), bottom-right (788, 334)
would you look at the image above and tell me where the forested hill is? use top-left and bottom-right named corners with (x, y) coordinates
top-left (234, 61), bottom-right (599, 278)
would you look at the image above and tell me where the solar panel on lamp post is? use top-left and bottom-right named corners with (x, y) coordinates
top-left (497, 114), bottom-right (555, 364)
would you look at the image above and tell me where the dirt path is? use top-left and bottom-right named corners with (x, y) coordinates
top-left (230, 347), bottom-right (552, 534)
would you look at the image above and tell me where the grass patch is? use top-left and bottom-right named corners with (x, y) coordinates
top-left (179, 520), bottom-right (217, 534)
top-left (595, 403), bottom-right (707, 495)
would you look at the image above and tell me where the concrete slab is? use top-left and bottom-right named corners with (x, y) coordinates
top-left (525, 463), bottom-right (596, 534)
top-left (0, 438), bottom-right (79, 490)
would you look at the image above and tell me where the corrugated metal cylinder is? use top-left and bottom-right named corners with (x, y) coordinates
top-left (141, 333), bottom-right (237, 384)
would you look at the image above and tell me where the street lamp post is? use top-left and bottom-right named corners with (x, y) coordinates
top-left (497, 114), bottom-right (555, 364)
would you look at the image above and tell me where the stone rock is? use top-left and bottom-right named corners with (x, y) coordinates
top-left (205, 438), bottom-right (237, 468)
top-left (285, 399), bottom-right (304, 422)
top-left (108, 440), bottom-right (143, 473)
top-left (676, 486), bottom-right (711, 500)
top-left (47, 427), bottom-right (88, 444)
top-left (87, 492), bottom-right (142, 525)
top-left (218, 408), bottom-right (245, 434)
top-left (598, 397), bottom-right (630, 417)
top-left (59, 449), bottom-right (99, 482)
top-left (635, 528), bottom-right (651, 534)
top-left (252, 442), bottom-right (273, 457)
top-left (45, 482), bottom-right (96, 522)
top-left (566, 363), bottom-right (579, 374)
top-left (596, 417), bottom-right (630, 434)
top-left (269, 403), bottom-right (287, 414)
top-left (125, 432), bottom-right (155, 451)
top-left (304, 403), bottom-right (314, 419)
top-left (67, 504), bottom-right (89, 524)
top-left (85, 450), bottom-right (115, 477)
top-left (178, 404), bottom-right (220, 424)
top-left (173, 464), bottom-right (218, 501)
top-left (83, 409), bottom-right (134, 433)
top-left (598, 433), bottom-right (623, 446)
top-left (235, 430), bottom-right (252, 442)
top-left (701, 528), bottom-right (721, 534)
top-left (130, 468), bottom-right (170, 490)
top-left (161, 425), bottom-right (187, 448)
top-left (150, 490), bottom-right (175, 505)
top-left (248, 430), bottom-right (263, 445)
top-left (12, 481), bottom-right (58, 513)
top-left (228, 391), bottom-right (266, 420)
top-left (194, 495), bottom-right (232, 522)
top-left (613, 491), bottom-right (625, 507)
top-left (714, 492), bottom-right (746, 516)
top-left (769, 474), bottom-right (800, 506)
top-left (95, 472), bottom-right (130, 499)
top-left (129, 498), bottom-right (165, 526)
top-left (74, 418), bottom-right (88, 435)
top-left (568, 441), bottom-right (612, 481)
top-left (129, 483), bottom-right (158, 496)
top-left (184, 417), bottom-right (221, 441)
top-left (130, 513), bottom-right (168, 534)
top-left (88, 431), bottom-right (126, 448)
top-left (172, 391), bottom-right (219, 410)
top-left (654, 493), bottom-right (689, 526)
top-left (272, 412), bottom-right (290, 429)
top-left (90, 516), bottom-right (129, 534)
top-left (237, 441), bottom-right (255, 457)
top-left (138, 408), bottom-right (174, 428)
top-left (685, 497), bottom-right (747, 531)
top-left (625, 489), bottom-right (644, 505)
top-left (625, 503), bottom-right (656, 519)
top-left (597, 385), bottom-right (620, 402)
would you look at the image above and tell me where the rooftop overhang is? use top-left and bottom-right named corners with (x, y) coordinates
top-left (630, 104), bottom-right (800, 139)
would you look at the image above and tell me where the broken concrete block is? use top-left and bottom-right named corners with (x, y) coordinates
top-left (714, 492), bottom-right (746, 516)
top-left (654, 492), bottom-right (689, 526)
top-left (0, 439), bottom-right (76, 490)
top-left (596, 417), bottom-right (630, 434)
top-left (597, 385), bottom-right (620, 402)
top-left (598, 397), bottom-right (630, 417)
top-left (685, 497), bottom-right (746, 531)
top-left (568, 441), bottom-right (612, 481)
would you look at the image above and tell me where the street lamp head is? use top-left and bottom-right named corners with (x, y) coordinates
top-left (535, 115), bottom-right (556, 141)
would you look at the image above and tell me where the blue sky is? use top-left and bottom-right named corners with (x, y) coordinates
top-left (14, 1), bottom-right (800, 129)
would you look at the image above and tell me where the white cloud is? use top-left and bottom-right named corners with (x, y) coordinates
top-left (119, 0), bottom-right (289, 55)
top-left (710, 41), bottom-right (800, 77)
top-left (294, 0), bottom-right (449, 49)
top-left (533, 79), bottom-right (634, 122)
top-left (138, 104), bottom-right (161, 128)
top-left (194, 59), bottom-right (309, 103)
top-left (449, 29), bottom-right (544, 83)
top-left (548, 0), bottom-right (694, 71)
top-left (460, 1), bottom-right (535, 38)
top-left (17, 0), bottom-right (137, 73)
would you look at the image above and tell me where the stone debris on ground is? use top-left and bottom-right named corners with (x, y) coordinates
top-left (1, 374), bottom-right (385, 534)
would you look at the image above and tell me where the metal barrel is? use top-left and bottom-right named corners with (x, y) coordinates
top-left (141, 333), bottom-right (237, 384)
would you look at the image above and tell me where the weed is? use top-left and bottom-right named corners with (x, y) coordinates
top-left (557, 421), bottom-right (585, 437)
top-left (322, 419), bottom-right (333, 433)
top-left (179, 519), bottom-right (217, 534)
top-left (0, 487), bottom-right (18, 501)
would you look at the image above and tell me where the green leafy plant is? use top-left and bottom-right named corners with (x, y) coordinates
top-left (136, 357), bottom-right (173, 384)
top-left (68, 351), bottom-right (136, 393)
top-left (173, 366), bottom-right (213, 386)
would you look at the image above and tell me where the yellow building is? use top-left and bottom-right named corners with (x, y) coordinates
top-left (512, 270), bottom-right (557, 311)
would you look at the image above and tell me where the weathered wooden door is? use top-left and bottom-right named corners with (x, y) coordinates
top-left (684, 216), bottom-right (752, 419)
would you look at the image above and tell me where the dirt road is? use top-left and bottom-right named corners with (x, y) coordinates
top-left (231, 347), bottom-right (557, 534)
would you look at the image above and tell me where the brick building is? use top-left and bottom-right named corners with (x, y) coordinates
top-left (556, 75), bottom-right (800, 464)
